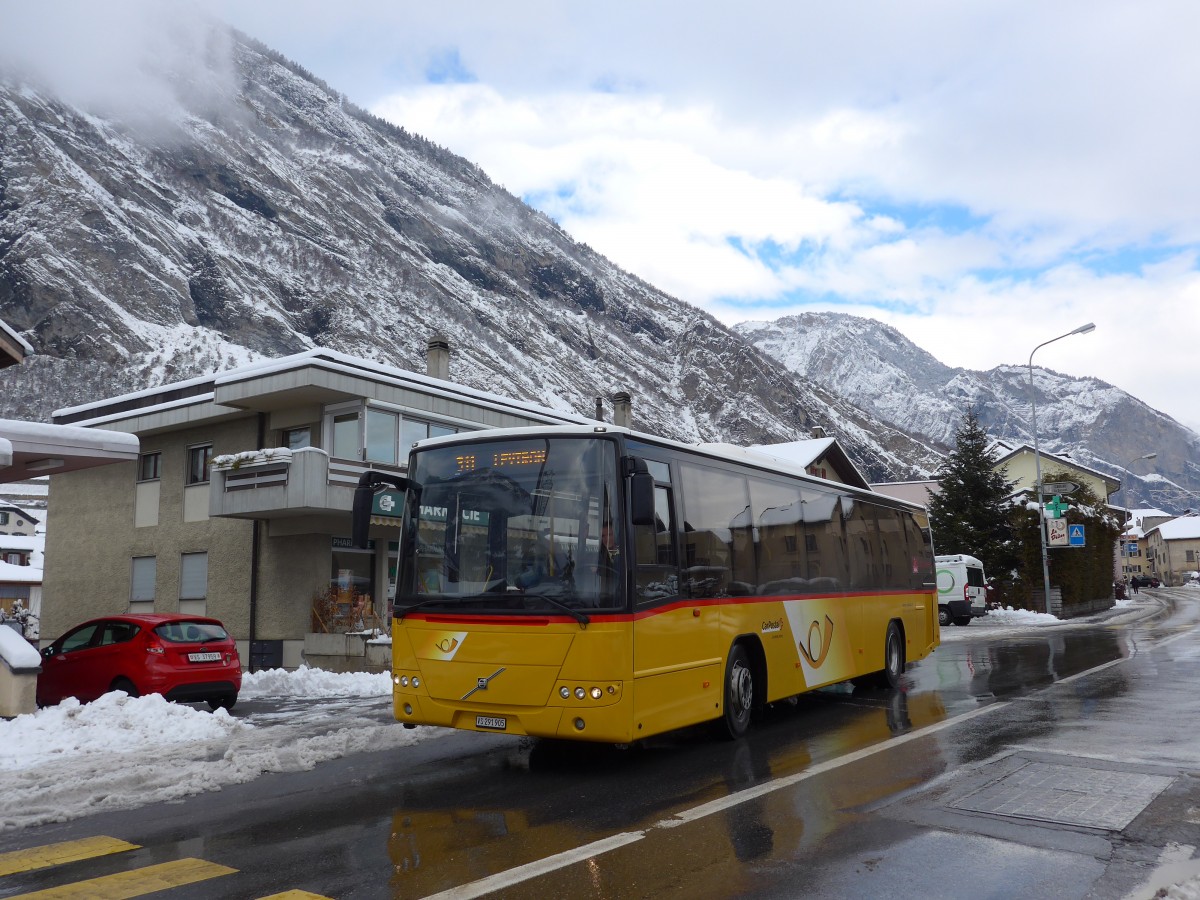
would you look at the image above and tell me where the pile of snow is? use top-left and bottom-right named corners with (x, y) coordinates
top-left (0, 666), bottom-right (434, 831)
top-left (241, 665), bottom-right (390, 699)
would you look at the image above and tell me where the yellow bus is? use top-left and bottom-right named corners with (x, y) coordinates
top-left (352, 425), bottom-right (939, 743)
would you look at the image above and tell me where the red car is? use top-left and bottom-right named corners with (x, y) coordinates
top-left (37, 614), bottom-right (241, 710)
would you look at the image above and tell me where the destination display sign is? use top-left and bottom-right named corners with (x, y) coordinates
top-left (456, 448), bottom-right (547, 472)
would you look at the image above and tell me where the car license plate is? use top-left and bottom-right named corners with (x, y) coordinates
top-left (188, 651), bottom-right (221, 663)
top-left (476, 715), bottom-right (506, 730)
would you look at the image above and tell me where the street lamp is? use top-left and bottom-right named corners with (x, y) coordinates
top-left (1027, 322), bottom-right (1096, 613)
top-left (1121, 452), bottom-right (1157, 584)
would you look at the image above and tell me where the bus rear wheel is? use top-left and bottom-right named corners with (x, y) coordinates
top-left (721, 643), bottom-right (755, 740)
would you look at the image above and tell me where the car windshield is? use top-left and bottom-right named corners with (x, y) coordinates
top-left (396, 436), bottom-right (624, 615)
top-left (155, 621), bottom-right (229, 643)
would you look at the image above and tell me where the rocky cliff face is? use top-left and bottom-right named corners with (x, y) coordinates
top-left (0, 30), bottom-right (942, 482)
top-left (737, 312), bottom-right (1200, 511)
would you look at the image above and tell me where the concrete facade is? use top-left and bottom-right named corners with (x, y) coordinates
top-left (43, 347), bottom-right (592, 668)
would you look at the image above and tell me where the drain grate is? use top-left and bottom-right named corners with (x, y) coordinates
top-left (951, 759), bottom-right (1174, 830)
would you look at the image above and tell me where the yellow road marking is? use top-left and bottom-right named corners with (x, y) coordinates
top-left (0, 837), bottom-right (141, 877)
top-left (6, 858), bottom-right (236, 899)
top-left (258, 892), bottom-right (336, 899)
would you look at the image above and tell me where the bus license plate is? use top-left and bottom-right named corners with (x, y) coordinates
top-left (476, 715), bottom-right (506, 730)
top-left (188, 652), bottom-right (221, 662)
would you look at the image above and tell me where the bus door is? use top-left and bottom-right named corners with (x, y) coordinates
top-left (631, 460), bottom-right (721, 734)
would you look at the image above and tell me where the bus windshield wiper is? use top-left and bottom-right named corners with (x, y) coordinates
top-left (519, 591), bottom-right (590, 627)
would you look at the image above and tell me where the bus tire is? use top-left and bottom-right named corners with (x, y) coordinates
top-left (881, 621), bottom-right (905, 690)
top-left (721, 643), bottom-right (755, 740)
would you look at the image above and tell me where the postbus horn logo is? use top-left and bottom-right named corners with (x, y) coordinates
top-left (798, 615), bottom-right (835, 668)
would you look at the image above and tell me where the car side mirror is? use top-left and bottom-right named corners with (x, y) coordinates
top-left (41, 646), bottom-right (55, 658)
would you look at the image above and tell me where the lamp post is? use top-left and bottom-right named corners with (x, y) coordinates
top-left (1121, 452), bottom-right (1157, 584)
top-left (1027, 322), bottom-right (1096, 612)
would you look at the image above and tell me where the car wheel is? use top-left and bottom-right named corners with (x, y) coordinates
top-left (112, 678), bottom-right (140, 699)
top-left (720, 643), bottom-right (755, 740)
top-left (937, 606), bottom-right (952, 627)
top-left (208, 693), bottom-right (237, 711)
top-left (953, 616), bottom-right (973, 626)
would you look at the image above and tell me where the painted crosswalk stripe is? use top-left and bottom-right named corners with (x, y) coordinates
top-left (0, 837), bottom-right (141, 878)
top-left (5, 858), bottom-right (236, 899)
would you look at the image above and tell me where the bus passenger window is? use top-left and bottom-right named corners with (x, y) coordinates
top-left (635, 486), bottom-right (678, 605)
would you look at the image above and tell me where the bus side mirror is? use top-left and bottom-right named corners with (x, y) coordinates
top-left (630, 471), bottom-right (655, 527)
top-left (352, 471), bottom-right (412, 549)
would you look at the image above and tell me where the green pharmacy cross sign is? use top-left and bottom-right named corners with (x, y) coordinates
top-left (1044, 495), bottom-right (1070, 518)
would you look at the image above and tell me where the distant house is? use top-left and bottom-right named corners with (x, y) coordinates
top-left (988, 441), bottom-right (1121, 503)
top-left (746, 436), bottom-right (873, 490)
top-left (0, 505), bottom-right (38, 537)
top-left (1144, 517), bottom-right (1200, 585)
top-left (0, 533), bottom-right (42, 619)
top-left (1119, 508), bottom-right (1173, 581)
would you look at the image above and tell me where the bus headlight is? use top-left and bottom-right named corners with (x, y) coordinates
top-left (574, 687), bottom-right (586, 700)
top-left (590, 687), bottom-right (603, 700)
top-left (560, 686), bottom-right (570, 699)
top-left (399, 675), bottom-right (408, 687)
top-left (411, 677), bottom-right (420, 688)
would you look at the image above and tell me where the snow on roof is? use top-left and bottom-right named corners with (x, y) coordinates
top-left (0, 419), bottom-right (139, 453)
top-left (1148, 517), bottom-right (1200, 541)
top-left (0, 318), bottom-right (34, 356)
top-left (0, 559), bottom-right (41, 582)
top-left (747, 438), bottom-right (836, 468)
top-left (0, 535), bottom-right (42, 551)
top-left (54, 347), bottom-right (591, 428)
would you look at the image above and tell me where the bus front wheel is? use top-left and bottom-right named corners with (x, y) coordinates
top-left (881, 622), bottom-right (906, 690)
top-left (721, 643), bottom-right (755, 740)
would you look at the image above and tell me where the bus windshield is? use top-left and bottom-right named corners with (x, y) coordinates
top-left (397, 436), bottom-right (624, 616)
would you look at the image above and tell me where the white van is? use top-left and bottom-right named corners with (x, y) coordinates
top-left (935, 554), bottom-right (991, 627)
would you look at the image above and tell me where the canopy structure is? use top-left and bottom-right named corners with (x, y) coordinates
top-left (0, 419), bottom-right (139, 483)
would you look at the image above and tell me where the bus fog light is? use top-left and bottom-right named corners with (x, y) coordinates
top-left (574, 687), bottom-right (585, 700)
top-left (403, 703), bottom-right (413, 715)
top-left (590, 687), bottom-right (603, 700)
top-left (560, 686), bottom-right (570, 699)
top-left (574, 718), bottom-right (585, 731)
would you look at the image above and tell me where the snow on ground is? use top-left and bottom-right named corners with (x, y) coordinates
top-left (937, 595), bottom-right (1153, 641)
top-left (0, 666), bottom-right (442, 832)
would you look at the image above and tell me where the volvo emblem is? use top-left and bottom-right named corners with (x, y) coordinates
top-left (461, 667), bottom-right (506, 700)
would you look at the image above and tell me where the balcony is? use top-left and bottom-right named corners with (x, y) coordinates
top-left (209, 447), bottom-right (401, 522)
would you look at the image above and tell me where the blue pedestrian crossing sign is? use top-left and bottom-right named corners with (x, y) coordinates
top-left (1068, 524), bottom-right (1085, 547)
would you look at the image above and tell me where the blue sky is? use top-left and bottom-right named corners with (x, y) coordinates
top-left (8, 1), bottom-right (1199, 433)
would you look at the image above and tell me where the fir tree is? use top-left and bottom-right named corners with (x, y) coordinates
top-left (927, 407), bottom-right (1017, 574)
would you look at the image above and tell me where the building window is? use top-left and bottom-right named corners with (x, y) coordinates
top-left (283, 427), bottom-right (311, 450)
top-left (365, 408), bottom-right (399, 465)
top-left (130, 556), bottom-right (156, 606)
top-left (180, 552), bottom-right (208, 613)
top-left (186, 444), bottom-right (213, 485)
top-left (138, 452), bottom-right (162, 482)
top-left (331, 412), bottom-right (361, 460)
top-left (400, 418), bottom-right (459, 453)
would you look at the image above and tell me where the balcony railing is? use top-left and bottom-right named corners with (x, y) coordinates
top-left (209, 447), bottom-right (403, 521)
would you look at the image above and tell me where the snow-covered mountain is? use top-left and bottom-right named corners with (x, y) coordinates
top-left (736, 312), bottom-right (1200, 511)
top-left (0, 27), bottom-right (943, 483)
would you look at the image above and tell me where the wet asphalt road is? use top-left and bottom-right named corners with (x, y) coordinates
top-left (6, 589), bottom-right (1200, 900)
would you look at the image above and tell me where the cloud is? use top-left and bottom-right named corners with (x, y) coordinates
top-left (0, 1), bottom-right (238, 134)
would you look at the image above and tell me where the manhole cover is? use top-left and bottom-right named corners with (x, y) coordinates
top-left (951, 759), bottom-right (1174, 830)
